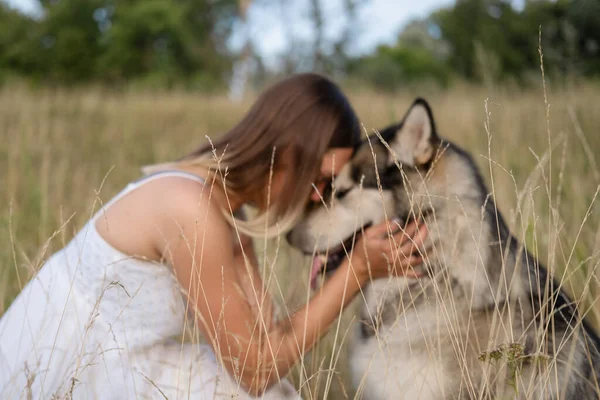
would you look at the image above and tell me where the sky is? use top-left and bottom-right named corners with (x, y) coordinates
top-left (4, 0), bottom-right (456, 68)
top-left (236, 0), bottom-right (455, 61)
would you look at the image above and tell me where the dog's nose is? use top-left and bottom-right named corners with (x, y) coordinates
top-left (285, 230), bottom-right (294, 245)
top-left (286, 229), bottom-right (305, 249)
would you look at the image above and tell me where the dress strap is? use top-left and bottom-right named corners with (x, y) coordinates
top-left (130, 170), bottom-right (206, 186)
top-left (91, 170), bottom-right (206, 223)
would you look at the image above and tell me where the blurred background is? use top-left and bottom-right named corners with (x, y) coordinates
top-left (0, 0), bottom-right (598, 92)
top-left (1, 1), bottom-right (600, 398)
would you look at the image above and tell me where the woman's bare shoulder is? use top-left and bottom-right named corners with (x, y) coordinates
top-left (141, 176), bottom-right (228, 230)
top-left (96, 176), bottom-right (230, 262)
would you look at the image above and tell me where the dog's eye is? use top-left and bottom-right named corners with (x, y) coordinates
top-left (334, 188), bottom-right (351, 199)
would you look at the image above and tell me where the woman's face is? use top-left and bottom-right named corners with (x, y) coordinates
top-left (267, 148), bottom-right (353, 209)
top-left (311, 148), bottom-right (353, 202)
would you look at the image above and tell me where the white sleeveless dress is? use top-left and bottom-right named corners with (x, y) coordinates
top-left (0, 171), bottom-right (301, 400)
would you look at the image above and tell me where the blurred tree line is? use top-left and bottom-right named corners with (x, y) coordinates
top-left (350, 0), bottom-right (600, 90)
top-left (0, 0), bottom-right (598, 90)
top-left (0, 0), bottom-right (239, 89)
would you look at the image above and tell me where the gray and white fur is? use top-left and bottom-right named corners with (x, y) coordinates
top-left (287, 98), bottom-right (600, 399)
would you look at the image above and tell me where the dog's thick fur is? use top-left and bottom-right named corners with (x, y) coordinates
top-left (288, 99), bottom-right (600, 399)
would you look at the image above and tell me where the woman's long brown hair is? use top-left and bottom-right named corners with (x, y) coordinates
top-left (146, 73), bottom-right (360, 237)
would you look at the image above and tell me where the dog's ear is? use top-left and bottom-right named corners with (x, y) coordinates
top-left (387, 98), bottom-right (437, 167)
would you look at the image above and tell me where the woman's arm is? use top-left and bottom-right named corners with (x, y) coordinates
top-left (157, 182), bottom-right (426, 396)
top-left (231, 208), bottom-right (276, 331)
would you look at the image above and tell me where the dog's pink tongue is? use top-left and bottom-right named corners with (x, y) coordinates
top-left (310, 256), bottom-right (323, 290)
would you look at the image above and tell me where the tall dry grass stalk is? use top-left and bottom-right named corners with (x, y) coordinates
top-left (1, 82), bottom-right (599, 399)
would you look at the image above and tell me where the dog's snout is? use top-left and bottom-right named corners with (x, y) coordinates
top-left (286, 226), bottom-right (305, 249)
top-left (287, 230), bottom-right (313, 256)
top-left (285, 230), bottom-right (294, 244)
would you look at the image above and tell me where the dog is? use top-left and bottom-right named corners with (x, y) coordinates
top-left (287, 98), bottom-right (600, 399)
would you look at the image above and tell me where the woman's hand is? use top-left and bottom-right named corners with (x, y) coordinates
top-left (161, 179), bottom-right (428, 396)
top-left (351, 219), bottom-right (428, 282)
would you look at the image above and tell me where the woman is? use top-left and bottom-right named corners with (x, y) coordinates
top-left (0, 74), bottom-right (427, 399)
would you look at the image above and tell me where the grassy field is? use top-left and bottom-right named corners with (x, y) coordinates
top-left (1, 82), bottom-right (600, 398)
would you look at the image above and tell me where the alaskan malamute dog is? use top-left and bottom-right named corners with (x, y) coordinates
top-left (288, 99), bottom-right (600, 399)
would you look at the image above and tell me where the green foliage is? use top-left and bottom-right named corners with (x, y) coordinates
top-left (0, 0), bottom-right (599, 88)
top-left (98, 1), bottom-right (192, 82)
top-left (40, 0), bottom-right (106, 82)
top-left (568, 0), bottom-right (600, 74)
top-left (434, 0), bottom-right (530, 81)
top-left (0, 6), bottom-right (41, 79)
top-left (349, 45), bottom-right (450, 91)
top-left (0, 0), bottom-right (236, 88)
top-left (434, 0), bottom-right (599, 82)
top-left (350, 0), bottom-right (600, 89)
